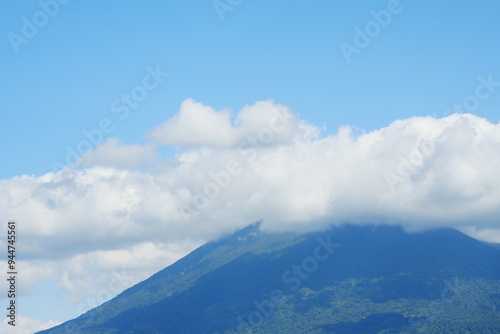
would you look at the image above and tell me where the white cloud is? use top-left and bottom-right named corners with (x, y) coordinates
top-left (2, 99), bottom-right (500, 324)
top-left (0, 316), bottom-right (60, 334)
top-left (3, 102), bottom-right (500, 250)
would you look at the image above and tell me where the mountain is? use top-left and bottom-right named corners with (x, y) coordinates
top-left (39, 223), bottom-right (500, 334)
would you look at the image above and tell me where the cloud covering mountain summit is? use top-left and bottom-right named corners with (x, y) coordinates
top-left (2, 99), bottom-right (500, 318)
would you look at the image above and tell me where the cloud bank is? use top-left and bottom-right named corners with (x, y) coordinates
top-left (148, 98), bottom-right (316, 148)
top-left (2, 99), bottom-right (500, 321)
top-left (0, 316), bottom-right (60, 334)
top-left (4, 99), bottom-right (500, 252)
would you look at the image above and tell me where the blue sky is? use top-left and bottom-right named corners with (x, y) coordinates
top-left (2, 0), bottom-right (499, 179)
top-left (2, 0), bottom-right (500, 331)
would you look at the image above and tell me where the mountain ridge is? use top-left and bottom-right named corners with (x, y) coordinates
top-left (39, 223), bottom-right (500, 334)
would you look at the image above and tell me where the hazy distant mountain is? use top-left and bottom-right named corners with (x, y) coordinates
top-left (39, 223), bottom-right (500, 333)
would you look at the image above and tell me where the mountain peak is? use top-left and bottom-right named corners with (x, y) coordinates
top-left (39, 224), bottom-right (500, 334)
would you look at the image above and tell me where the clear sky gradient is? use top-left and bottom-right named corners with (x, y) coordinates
top-left (2, 0), bottom-right (499, 179)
